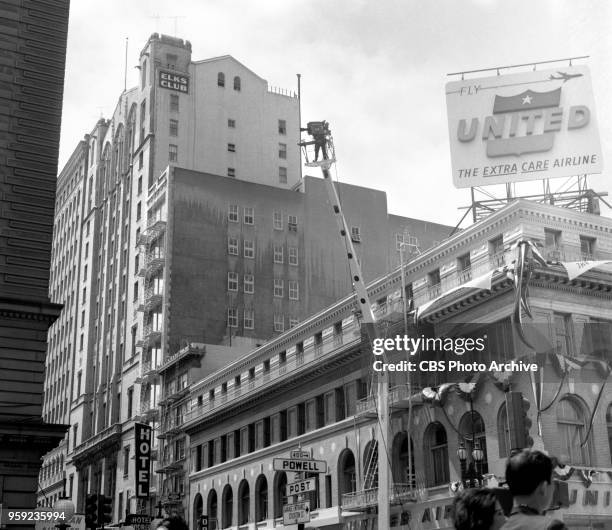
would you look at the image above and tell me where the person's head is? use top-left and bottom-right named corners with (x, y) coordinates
top-left (505, 449), bottom-right (555, 511)
top-left (453, 488), bottom-right (507, 530)
top-left (157, 514), bottom-right (189, 530)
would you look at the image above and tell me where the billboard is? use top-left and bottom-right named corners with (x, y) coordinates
top-left (445, 65), bottom-right (602, 188)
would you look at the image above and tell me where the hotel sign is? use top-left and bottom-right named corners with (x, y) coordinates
top-left (159, 70), bottom-right (189, 93)
top-left (445, 65), bottom-right (602, 188)
top-left (134, 423), bottom-right (152, 498)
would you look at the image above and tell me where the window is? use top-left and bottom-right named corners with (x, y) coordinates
top-left (274, 314), bottom-right (284, 332)
top-left (427, 269), bottom-right (441, 299)
top-left (170, 94), bottom-right (179, 112)
top-left (244, 274), bottom-right (254, 294)
top-left (544, 229), bottom-right (563, 259)
top-left (233, 76), bottom-right (241, 91)
top-left (497, 403), bottom-right (510, 458)
top-left (137, 176), bottom-right (142, 195)
top-left (228, 237), bottom-right (239, 255)
top-left (138, 151), bottom-right (143, 169)
top-left (273, 245), bottom-right (284, 264)
top-left (424, 422), bottom-right (449, 487)
top-left (123, 446), bottom-right (130, 477)
top-left (273, 279), bottom-right (284, 298)
top-left (279, 167), bottom-right (287, 184)
top-left (489, 235), bottom-right (504, 265)
top-left (289, 281), bottom-right (299, 300)
top-left (228, 143), bottom-right (236, 153)
top-left (228, 118), bottom-right (236, 128)
top-left (458, 253), bottom-right (472, 283)
top-left (278, 119), bottom-right (286, 135)
top-left (273, 211), bottom-right (283, 230)
top-left (278, 143), bottom-right (287, 159)
top-left (244, 309), bottom-right (254, 329)
top-left (580, 236), bottom-right (595, 260)
top-left (244, 240), bottom-right (254, 259)
top-left (169, 144), bottom-right (178, 162)
top-left (288, 215), bottom-right (298, 231)
top-left (350, 226), bottom-right (361, 242)
top-left (554, 313), bottom-right (573, 356)
top-left (127, 387), bottom-right (133, 418)
top-left (228, 204), bottom-right (239, 223)
top-left (217, 72), bottom-right (225, 87)
top-left (227, 167), bottom-right (235, 178)
top-left (227, 308), bottom-right (238, 328)
top-left (141, 60), bottom-right (147, 88)
top-left (136, 201), bottom-right (141, 220)
top-left (288, 246), bottom-right (298, 266)
top-left (227, 272), bottom-right (239, 292)
top-left (244, 207), bottom-right (254, 225)
top-left (169, 119), bottom-right (179, 137)
top-left (557, 397), bottom-right (590, 465)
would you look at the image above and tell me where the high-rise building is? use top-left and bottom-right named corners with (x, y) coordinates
top-left (39, 33), bottom-right (452, 519)
top-left (0, 0), bottom-right (71, 519)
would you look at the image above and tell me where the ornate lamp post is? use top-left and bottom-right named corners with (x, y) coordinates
top-left (456, 440), bottom-right (484, 488)
top-left (53, 497), bottom-right (75, 530)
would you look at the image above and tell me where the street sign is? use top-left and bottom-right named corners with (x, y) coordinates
top-left (287, 478), bottom-right (317, 496)
top-left (290, 449), bottom-right (311, 459)
top-left (283, 501), bottom-right (310, 525)
top-left (167, 493), bottom-right (181, 501)
top-left (126, 514), bottom-right (152, 530)
top-left (273, 458), bottom-right (327, 473)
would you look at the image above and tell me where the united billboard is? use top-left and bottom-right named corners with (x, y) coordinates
top-left (445, 65), bottom-right (602, 188)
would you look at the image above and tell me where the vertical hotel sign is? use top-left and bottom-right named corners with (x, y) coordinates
top-left (135, 423), bottom-right (152, 498)
top-left (445, 66), bottom-right (602, 188)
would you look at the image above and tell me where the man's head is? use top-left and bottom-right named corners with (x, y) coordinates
top-left (453, 488), bottom-right (507, 530)
top-left (505, 449), bottom-right (555, 512)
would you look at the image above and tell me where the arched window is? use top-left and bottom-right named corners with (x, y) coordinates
top-left (363, 440), bottom-right (378, 489)
top-left (221, 485), bottom-right (233, 529)
top-left (424, 422), bottom-right (449, 486)
top-left (557, 397), bottom-right (590, 465)
top-left (206, 489), bottom-right (217, 525)
top-left (273, 471), bottom-right (287, 518)
top-left (141, 60), bottom-right (147, 89)
top-left (233, 76), bottom-right (241, 91)
top-left (193, 493), bottom-right (203, 530)
top-left (392, 432), bottom-right (415, 487)
top-left (497, 403), bottom-right (510, 458)
top-left (459, 410), bottom-right (489, 474)
top-left (217, 72), bottom-right (225, 87)
top-left (607, 404), bottom-right (612, 465)
top-left (255, 475), bottom-right (268, 522)
top-left (338, 449), bottom-right (356, 502)
top-left (238, 479), bottom-right (250, 525)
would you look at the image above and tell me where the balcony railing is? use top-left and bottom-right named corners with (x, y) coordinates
top-left (457, 267), bottom-right (472, 284)
top-left (184, 319), bottom-right (363, 425)
top-left (341, 483), bottom-right (418, 511)
top-left (356, 384), bottom-right (421, 416)
top-left (137, 220), bottom-right (166, 247)
top-left (427, 283), bottom-right (441, 300)
top-left (136, 359), bottom-right (160, 384)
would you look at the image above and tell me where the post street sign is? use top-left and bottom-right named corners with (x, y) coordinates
top-left (283, 501), bottom-right (310, 525)
top-left (287, 478), bottom-right (317, 496)
top-left (273, 458), bottom-right (327, 473)
top-left (290, 449), bottom-right (311, 459)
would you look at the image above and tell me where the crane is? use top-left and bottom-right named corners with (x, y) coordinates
top-left (300, 122), bottom-right (391, 530)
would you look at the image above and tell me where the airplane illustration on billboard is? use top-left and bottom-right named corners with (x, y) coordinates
top-left (549, 71), bottom-right (584, 83)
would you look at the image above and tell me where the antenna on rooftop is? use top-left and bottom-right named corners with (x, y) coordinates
top-left (149, 14), bottom-right (186, 37)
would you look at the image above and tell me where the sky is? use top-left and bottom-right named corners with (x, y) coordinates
top-left (59, 0), bottom-right (612, 228)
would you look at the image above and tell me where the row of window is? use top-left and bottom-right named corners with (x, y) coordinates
top-left (229, 206), bottom-right (299, 231)
top-left (225, 309), bottom-right (299, 332)
top-left (217, 73), bottom-right (241, 90)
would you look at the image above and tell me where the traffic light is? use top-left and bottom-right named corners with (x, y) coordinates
top-left (506, 391), bottom-right (534, 451)
top-left (198, 515), bottom-right (209, 530)
top-left (98, 494), bottom-right (113, 526)
top-left (85, 494), bottom-right (99, 530)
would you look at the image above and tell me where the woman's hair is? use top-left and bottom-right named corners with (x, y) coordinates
top-left (157, 515), bottom-right (189, 530)
top-left (453, 488), bottom-right (498, 530)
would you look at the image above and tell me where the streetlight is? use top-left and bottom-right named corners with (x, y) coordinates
top-left (456, 440), bottom-right (484, 488)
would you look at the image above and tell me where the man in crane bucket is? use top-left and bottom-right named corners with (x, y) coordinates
top-left (303, 120), bottom-right (331, 161)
